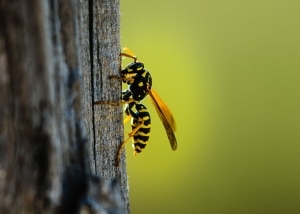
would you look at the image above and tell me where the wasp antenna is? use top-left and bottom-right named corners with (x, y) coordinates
top-left (120, 53), bottom-right (137, 61)
top-left (122, 47), bottom-right (135, 55)
top-left (122, 47), bottom-right (137, 60)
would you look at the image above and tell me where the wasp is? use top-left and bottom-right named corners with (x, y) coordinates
top-left (94, 48), bottom-right (177, 166)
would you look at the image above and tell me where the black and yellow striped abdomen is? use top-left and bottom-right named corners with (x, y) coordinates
top-left (127, 103), bottom-right (151, 155)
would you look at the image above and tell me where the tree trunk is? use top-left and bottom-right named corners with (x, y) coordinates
top-left (0, 0), bottom-right (128, 213)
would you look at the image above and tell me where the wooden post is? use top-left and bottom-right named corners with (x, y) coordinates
top-left (80, 0), bottom-right (129, 212)
top-left (0, 0), bottom-right (129, 213)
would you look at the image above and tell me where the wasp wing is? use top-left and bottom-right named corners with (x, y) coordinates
top-left (149, 89), bottom-right (176, 131)
top-left (149, 89), bottom-right (177, 150)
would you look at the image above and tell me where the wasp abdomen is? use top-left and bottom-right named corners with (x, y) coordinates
top-left (129, 103), bottom-right (151, 155)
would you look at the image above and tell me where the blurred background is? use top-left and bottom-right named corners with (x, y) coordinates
top-left (120, 1), bottom-right (300, 213)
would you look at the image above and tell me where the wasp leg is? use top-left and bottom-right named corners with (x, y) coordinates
top-left (93, 100), bottom-right (124, 106)
top-left (115, 118), bottom-right (144, 166)
top-left (109, 75), bottom-right (122, 80)
top-left (123, 115), bottom-right (131, 124)
top-left (109, 75), bottom-right (134, 84)
top-left (93, 98), bottom-right (134, 106)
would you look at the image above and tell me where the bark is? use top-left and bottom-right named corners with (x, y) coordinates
top-left (0, 0), bottom-right (128, 213)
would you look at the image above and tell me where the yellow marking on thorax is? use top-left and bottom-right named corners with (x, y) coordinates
top-left (139, 109), bottom-right (148, 113)
top-left (141, 71), bottom-right (147, 77)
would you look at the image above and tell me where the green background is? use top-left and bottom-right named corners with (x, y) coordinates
top-left (120, 1), bottom-right (300, 213)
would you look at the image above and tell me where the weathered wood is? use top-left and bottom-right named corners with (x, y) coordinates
top-left (0, 0), bottom-right (63, 213)
top-left (0, 0), bottom-right (128, 213)
top-left (80, 0), bottom-right (129, 212)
